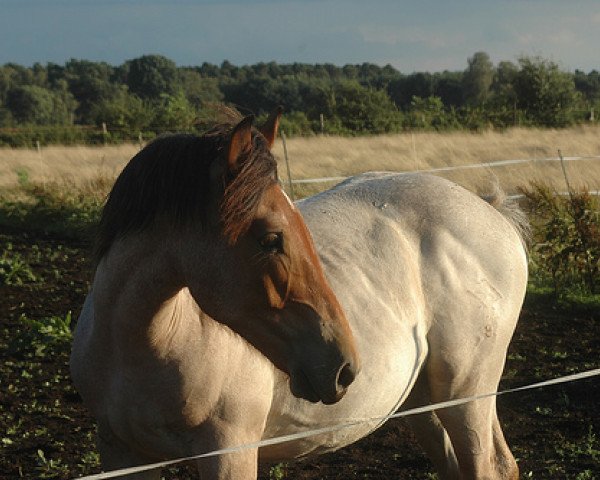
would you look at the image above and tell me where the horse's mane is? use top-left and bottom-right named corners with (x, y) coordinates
top-left (94, 109), bottom-right (277, 264)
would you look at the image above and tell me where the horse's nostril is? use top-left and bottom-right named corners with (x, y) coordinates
top-left (337, 362), bottom-right (356, 389)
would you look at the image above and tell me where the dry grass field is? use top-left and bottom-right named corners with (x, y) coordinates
top-left (1, 126), bottom-right (599, 200)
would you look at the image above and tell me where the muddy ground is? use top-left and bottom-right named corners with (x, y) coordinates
top-left (1, 229), bottom-right (599, 479)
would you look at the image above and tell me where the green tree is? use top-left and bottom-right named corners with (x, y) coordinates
top-left (0, 64), bottom-right (35, 103)
top-left (153, 91), bottom-right (197, 131)
top-left (221, 76), bottom-right (278, 114)
top-left (0, 67), bottom-right (14, 103)
top-left (178, 68), bottom-right (223, 110)
top-left (62, 59), bottom-right (117, 123)
top-left (89, 86), bottom-right (153, 131)
top-left (126, 55), bottom-right (179, 100)
top-left (434, 71), bottom-right (464, 107)
top-left (573, 69), bottom-right (600, 122)
top-left (5, 85), bottom-right (70, 125)
top-left (462, 51), bottom-right (494, 106)
top-left (406, 96), bottom-right (458, 130)
top-left (573, 69), bottom-right (600, 103)
top-left (30, 62), bottom-right (49, 87)
top-left (326, 81), bottom-right (402, 134)
top-left (487, 61), bottom-right (522, 127)
top-left (1, 63), bottom-right (36, 88)
top-left (491, 61), bottom-right (519, 103)
top-left (50, 79), bottom-right (78, 124)
top-left (272, 78), bottom-right (312, 113)
top-left (0, 107), bottom-right (13, 127)
top-left (388, 72), bottom-right (434, 109)
top-left (514, 56), bottom-right (581, 127)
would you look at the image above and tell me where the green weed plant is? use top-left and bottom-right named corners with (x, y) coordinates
top-left (0, 244), bottom-right (37, 285)
top-left (520, 182), bottom-right (600, 299)
top-left (9, 312), bottom-right (73, 358)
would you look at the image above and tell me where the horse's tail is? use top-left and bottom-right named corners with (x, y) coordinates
top-left (481, 183), bottom-right (531, 253)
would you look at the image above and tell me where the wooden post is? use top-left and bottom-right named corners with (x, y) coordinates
top-left (591, 107), bottom-right (595, 122)
top-left (102, 122), bottom-right (108, 145)
top-left (558, 149), bottom-right (573, 202)
top-left (320, 113), bottom-right (324, 135)
top-left (280, 130), bottom-right (295, 201)
top-left (36, 140), bottom-right (45, 187)
top-left (411, 132), bottom-right (419, 171)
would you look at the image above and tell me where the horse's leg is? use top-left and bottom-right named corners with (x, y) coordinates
top-left (195, 448), bottom-right (258, 480)
top-left (492, 412), bottom-right (520, 479)
top-left (189, 421), bottom-right (261, 480)
top-left (97, 427), bottom-right (162, 480)
top-left (427, 360), bottom-right (518, 480)
top-left (403, 370), bottom-right (460, 480)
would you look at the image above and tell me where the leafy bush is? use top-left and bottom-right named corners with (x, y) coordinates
top-left (520, 182), bottom-right (600, 297)
top-left (405, 96), bottom-right (461, 131)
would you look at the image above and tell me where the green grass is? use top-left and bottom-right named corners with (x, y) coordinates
top-left (0, 177), bottom-right (104, 241)
top-left (526, 281), bottom-right (600, 314)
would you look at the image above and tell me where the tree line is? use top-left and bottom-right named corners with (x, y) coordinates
top-left (0, 52), bottom-right (599, 145)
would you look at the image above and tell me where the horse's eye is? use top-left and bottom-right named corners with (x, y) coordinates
top-left (259, 232), bottom-right (283, 254)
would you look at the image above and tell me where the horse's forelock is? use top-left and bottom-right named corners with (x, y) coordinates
top-left (220, 135), bottom-right (278, 244)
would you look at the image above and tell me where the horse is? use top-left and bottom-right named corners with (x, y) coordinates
top-left (71, 110), bottom-right (528, 480)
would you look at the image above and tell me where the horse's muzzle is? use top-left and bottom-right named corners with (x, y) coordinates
top-left (290, 360), bottom-right (359, 405)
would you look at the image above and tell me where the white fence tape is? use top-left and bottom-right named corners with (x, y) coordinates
top-left (507, 191), bottom-right (600, 201)
top-left (74, 368), bottom-right (600, 480)
top-left (289, 154), bottom-right (600, 185)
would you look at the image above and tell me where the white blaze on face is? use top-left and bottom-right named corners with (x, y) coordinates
top-left (279, 185), bottom-right (296, 211)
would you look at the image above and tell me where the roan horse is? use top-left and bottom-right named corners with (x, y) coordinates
top-left (71, 109), bottom-right (529, 480)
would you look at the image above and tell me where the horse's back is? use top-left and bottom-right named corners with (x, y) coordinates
top-left (299, 172), bottom-right (527, 298)
top-left (297, 171), bottom-right (528, 406)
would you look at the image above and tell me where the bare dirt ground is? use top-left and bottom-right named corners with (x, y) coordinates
top-left (1, 228), bottom-right (599, 479)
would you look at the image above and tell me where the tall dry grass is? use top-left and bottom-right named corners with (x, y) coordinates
top-left (273, 125), bottom-right (600, 197)
top-left (1, 126), bottom-right (599, 200)
top-left (0, 144), bottom-right (139, 199)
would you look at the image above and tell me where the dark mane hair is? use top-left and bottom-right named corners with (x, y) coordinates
top-left (94, 114), bottom-right (277, 264)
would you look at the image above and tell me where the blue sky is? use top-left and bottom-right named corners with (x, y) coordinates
top-left (1, 0), bottom-right (599, 72)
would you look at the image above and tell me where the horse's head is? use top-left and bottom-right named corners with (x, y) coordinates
top-left (185, 110), bottom-right (360, 404)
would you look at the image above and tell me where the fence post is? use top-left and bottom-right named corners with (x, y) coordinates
top-left (36, 140), bottom-right (46, 187)
top-left (280, 130), bottom-right (295, 201)
top-left (102, 122), bottom-right (108, 145)
top-left (411, 132), bottom-right (419, 171)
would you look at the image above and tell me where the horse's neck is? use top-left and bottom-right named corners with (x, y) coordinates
top-left (93, 236), bottom-right (189, 354)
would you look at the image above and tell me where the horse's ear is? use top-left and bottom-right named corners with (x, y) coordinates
top-left (259, 106), bottom-right (283, 149)
top-left (227, 115), bottom-right (254, 173)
